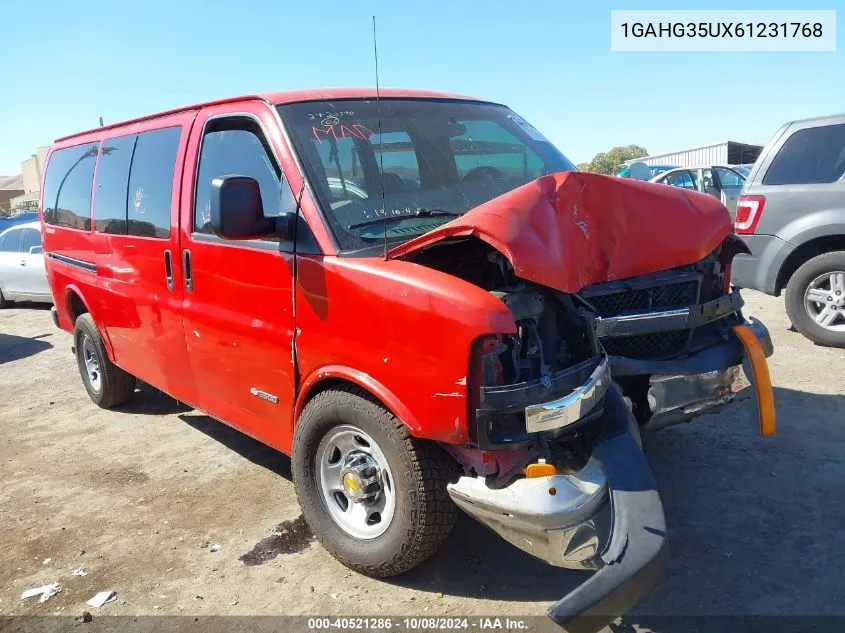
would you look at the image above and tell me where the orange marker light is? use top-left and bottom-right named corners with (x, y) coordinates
top-left (526, 461), bottom-right (557, 478)
top-left (732, 324), bottom-right (776, 436)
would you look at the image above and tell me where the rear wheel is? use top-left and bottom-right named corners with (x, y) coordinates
top-left (292, 386), bottom-right (458, 577)
top-left (0, 289), bottom-right (8, 309)
top-left (74, 314), bottom-right (136, 407)
top-left (785, 251), bottom-right (845, 347)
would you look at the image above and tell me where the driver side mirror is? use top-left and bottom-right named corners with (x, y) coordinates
top-left (210, 176), bottom-right (294, 241)
top-left (29, 245), bottom-right (43, 254)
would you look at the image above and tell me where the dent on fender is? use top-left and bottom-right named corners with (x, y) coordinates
top-left (294, 365), bottom-right (425, 436)
top-left (293, 253), bottom-right (516, 445)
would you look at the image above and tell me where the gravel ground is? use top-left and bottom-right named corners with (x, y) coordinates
top-left (1, 291), bottom-right (843, 628)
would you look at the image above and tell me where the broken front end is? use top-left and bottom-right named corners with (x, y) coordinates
top-left (581, 234), bottom-right (775, 431)
top-left (409, 237), bottom-right (773, 632)
top-left (393, 172), bottom-right (775, 631)
top-left (441, 265), bottom-right (666, 632)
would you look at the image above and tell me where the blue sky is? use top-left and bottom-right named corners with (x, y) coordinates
top-left (2, 0), bottom-right (842, 175)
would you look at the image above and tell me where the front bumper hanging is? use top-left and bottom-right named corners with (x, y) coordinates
top-left (448, 390), bottom-right (668, 633)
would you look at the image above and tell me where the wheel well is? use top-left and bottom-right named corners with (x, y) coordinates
top-left (298, 378), bottom-right (391, 423)
top-left (777, 235), bottom-right (845, 294)
top-left (67, 290), bottom-right (88, 323)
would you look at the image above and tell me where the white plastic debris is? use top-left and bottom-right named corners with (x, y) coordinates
top-left (86, 591), bottom-right (117, 608)
top-left (21, 583), bottom-right (61, 603)
top-left (42, 558), bottom-right (52, 566)
top-left (71, 568), bottom-right (88, 577)
top-left (210, 543), bottom-right (221, 552)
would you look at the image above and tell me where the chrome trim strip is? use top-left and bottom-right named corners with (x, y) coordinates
top-left (525, 357), bottom-right (611, 433)
top-left (594, 308), bottom-right (690, 338)
top-left (46, 252), bottom-right (96, 272)
top-left (593, 289), bottom-right (744, 338)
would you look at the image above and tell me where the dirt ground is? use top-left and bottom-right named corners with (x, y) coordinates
top-left (1, 291), bottom-right (844, 627)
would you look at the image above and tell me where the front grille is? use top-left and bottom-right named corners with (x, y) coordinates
top-left (601, 330), bottom-right (690, 359)
top-left (586, 280), bottom-right (699, 318)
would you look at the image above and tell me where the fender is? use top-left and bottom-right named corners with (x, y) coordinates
top-left (295, 365), bottom-right (423, 436)
top-left (63, 284), bottom-right (116, 361)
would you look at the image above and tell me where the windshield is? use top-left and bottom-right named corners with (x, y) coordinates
top-left (277, 99), bottom-right (576, 253)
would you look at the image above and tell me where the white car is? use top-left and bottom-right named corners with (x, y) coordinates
top-left (650, 165), bottom-right (746, 215)
top-left (0, 221), bottom-right (52, 308)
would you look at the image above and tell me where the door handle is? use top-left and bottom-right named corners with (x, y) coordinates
top-left (164, 250), bottom-right (174, 291)
top-left (20, 261), bottom-right (27, 266)
top-left (183, 249), bottom-right (193, 292)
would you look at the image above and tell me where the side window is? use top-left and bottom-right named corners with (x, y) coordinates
top-left (19, 228), bottom-right (41, 253)
top-left (93, 134), bottom-right (136, 234)
top-left (764, 123), bottom-right (845, 185)
top-left (715, 167), bottom-right (744, 188)
top-left (194, 118), bottom-right (292, 236)
top-left (126, 127), bottom-right (181, 238)
top-left (0, 229), bottom-right (22, 252)
top-left (42, 143), bottom-right (98, 229)
top-left (665, 171), bottom-right (696, 190)
top-left (700, 168), bottom-right (719, 196)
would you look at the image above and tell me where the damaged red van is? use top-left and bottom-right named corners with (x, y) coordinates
top-left (41, 89), bottom-right (774, 631)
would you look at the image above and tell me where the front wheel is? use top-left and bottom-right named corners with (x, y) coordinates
top-left (785, 251), bottom-right (845, 347)
top-left (292, 386), bottom-right (458, 577)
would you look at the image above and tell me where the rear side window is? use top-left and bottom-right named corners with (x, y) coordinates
top-left (764, 123), bottom-right (845, 185)
top-left (93, 134), bottom-right (136, 234)
top-left (20, 228), bottom-right (41, 252)
top-left (126, 127), bottom-right (181, 238)
top-left (715, 167), bottom-right (744, 188)
top-left (43, 143), bottom-right (98, 229)
top-left (665, 170), bottom-right (696, 190)
top-left (0, 229), bottom-right (22, 252)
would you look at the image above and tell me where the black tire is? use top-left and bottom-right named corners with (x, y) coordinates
top-left (74, 313), bottom-right (136, 407)
top-left (0, 288), bottom-right (9, 309)
top-left (785, 250), bottom-right (845, 347)
top-left (292, 386), bottom-right (458, 578)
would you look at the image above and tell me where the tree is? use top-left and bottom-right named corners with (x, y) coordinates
top-left (577, 145), bottom-right (649, 175)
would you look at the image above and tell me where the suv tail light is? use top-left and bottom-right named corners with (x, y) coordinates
top-left (735, 195), bottom-right (766, 234)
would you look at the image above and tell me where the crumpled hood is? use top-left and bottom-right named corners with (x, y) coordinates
top-left (388, 171), bottom-right (732, 293)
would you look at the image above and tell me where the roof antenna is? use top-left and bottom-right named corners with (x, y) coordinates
top-left (373, 15), bottom-right (387, 260)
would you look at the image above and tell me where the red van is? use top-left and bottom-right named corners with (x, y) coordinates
top-left (40, 89), bottom-right (774, 630)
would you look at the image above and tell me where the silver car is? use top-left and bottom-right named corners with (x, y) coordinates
top-left (731, 113), bottom-right (845, 347)
top-left (0, 221), bottom-right (52, 308)
top-left (651, 165), bottom-right (746, 214)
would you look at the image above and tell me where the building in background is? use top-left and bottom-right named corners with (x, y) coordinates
top-left (625, 141), bottom-right (763, 170)
top-left (0, 175), bottom-right (25, 215)
top-left (8, 147), bottom-right (49, 214)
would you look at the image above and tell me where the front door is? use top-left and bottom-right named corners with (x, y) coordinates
top-left (714, 167), bottom-right (744, 214)
top-left (179, 104), bottom-right (298, 451)
top-left (0, 227), bottom-right (25, 295)
top-left (17, 226), bottom-right (50, 296)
